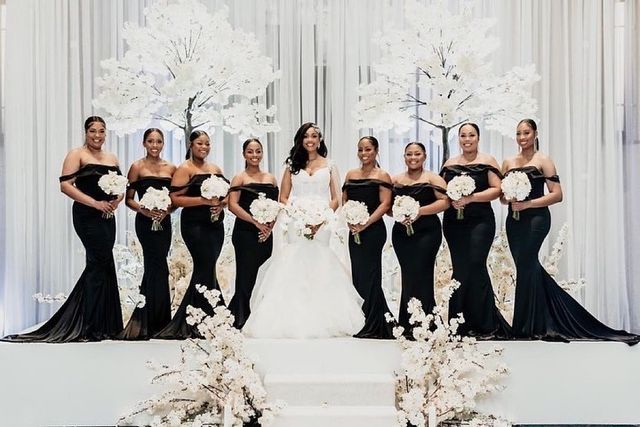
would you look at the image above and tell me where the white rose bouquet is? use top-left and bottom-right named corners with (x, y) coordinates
top-left (343, 200), bottom-right (370, 245)
top-left (286, 197), bottom-right (333, 240)
top-left (139, 187), bottom-right (172, 231)
top-left (392, 195), bottom-right (420, 236)
top-left (249, 193), bottom-right (282, 242)
top-left (200, 175), bottom-right (230, 222)
top-left (97, 170), bottom-right (128, 218)
top-left (446, 174), bottom-right (476, 220)
top-left (501, 171), bottom-right (532, 220)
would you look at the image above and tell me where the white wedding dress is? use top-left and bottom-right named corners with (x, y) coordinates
top-left (242, 165), bottom-right (365, 338)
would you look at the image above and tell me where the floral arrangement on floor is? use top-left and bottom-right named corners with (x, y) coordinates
top-left (118, 286), bottom-right (283, 426)
top-left (392, 280), bottom-right (510, 427)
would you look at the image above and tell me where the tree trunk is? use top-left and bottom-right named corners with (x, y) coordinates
top-left (440, 125), bottom-right (451, 167)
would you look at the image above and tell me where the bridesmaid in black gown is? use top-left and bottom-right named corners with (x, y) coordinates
top-left (118, 128), bottom-right (176, 340)
top-left (440, 123), bottom-right (512, 339)
top-left (3, 116), bottom-right (124, 342)
top-left (343, 136), bottom-right (395, 339)
top-left (503, 119), bottom-right (639, 345)
top-left (155, 130), bottom-right (228, 339)
top-left (392, 142), bottom-right (449, 335)
top-left (227, 138), bottom-right (278, 329)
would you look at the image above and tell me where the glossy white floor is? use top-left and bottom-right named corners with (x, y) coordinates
top-left (0, 338), bottom-right (638, 426)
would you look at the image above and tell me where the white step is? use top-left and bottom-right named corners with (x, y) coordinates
top-left (245, 338), bottom-right (401, 375)
top-left (264, 373), bottom-right (395, 406)
top-left (272, 405), bottom-right (397, 427)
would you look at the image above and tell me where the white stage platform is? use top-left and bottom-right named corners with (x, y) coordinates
top-left (0, 338), bottom-right (639, 426)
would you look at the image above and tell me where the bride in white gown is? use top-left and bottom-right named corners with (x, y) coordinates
top-left (242, 123), bottom-right (365, 338)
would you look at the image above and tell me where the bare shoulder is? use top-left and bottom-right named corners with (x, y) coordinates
top-left (230, 172), bottom-right (246, 187)
top-left (480, 153), bottom-right (500, 169)
top-left (376, 169), bottom-right (393, 184)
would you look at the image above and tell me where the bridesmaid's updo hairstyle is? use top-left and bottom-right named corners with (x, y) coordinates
top-left (359, 136), bottom-right (380, 166)
top-left (186, 130), bottom-right (209, 160)
top-left (242, 138), bottom-right (263, 168)
top-left (286, 122), bottom-right (328, 174)
top-left (518, 118), bottom-right (539, 151)
top-left (84, 116), bottom-right (106, 132)
top-left (404, 141), bottom-right (426, 154)
top-left (458, 122), bottom-right (480, 137)
top-left (143, 128), bottom-right (164, 143)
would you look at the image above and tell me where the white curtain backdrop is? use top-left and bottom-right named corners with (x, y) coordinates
top-left (1, 0), bottom-right (638, 334)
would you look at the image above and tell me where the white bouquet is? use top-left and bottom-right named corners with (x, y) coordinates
top-left (139, 187), bottom-right (172, 231)
top-left (286, 197), bottom-right (333, 240)
top-left (392, 195), bottom-right (420, 236)
top-left (249, 192), bottom-right (282, 242)
top-left (501, 171), bottom-right (532, 220)
top-left (200, 175), bottom-right (230, 222)
top-left (446, 174), bottom-right (476, 220)
top-left (343, 200), bottom-right (370, 245)
top-left (97, 170), bottom-right (128, 218)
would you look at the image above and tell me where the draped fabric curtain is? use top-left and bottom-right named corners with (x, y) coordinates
top-left (1, 0), bottom-right (637, 334)
top-left (623, 0), bottom-right (640, 333)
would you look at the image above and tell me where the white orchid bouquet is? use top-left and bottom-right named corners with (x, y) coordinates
top-left (119, 286), bottom-right (283, 426)
top-left (501, 171), bottom-right (531, 220)
top-left (201, 175), bottom-right (230, 222)
top-left (139, 187), bottom-right (172, 231)
top-left (343, 200), bottom-right (370, 245)
top-left (97, 170), bottom-right (128, 218)
top-left (392, 280), bottom-right (509, 427)
top-left (249, 192), bottom-right (282, 243)
top-left (392, 195), bottom-right (420, 236)
top-left (446, 174), bottom-right (476, 220)
top-left (286, 197), bottom-right (333, 240)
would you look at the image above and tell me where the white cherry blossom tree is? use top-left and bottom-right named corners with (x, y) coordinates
top-left (354, 0), bottom-right (540, 164)
top-left (93, 0), bottom-right (280, 149)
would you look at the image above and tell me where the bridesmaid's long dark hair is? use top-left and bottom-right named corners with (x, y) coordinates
top-left (518, 118), bottom-right (539, 151)
top-left (186, 130), bottom-right (209, 160)
top-left (285, 122), bottom-right (328, 174)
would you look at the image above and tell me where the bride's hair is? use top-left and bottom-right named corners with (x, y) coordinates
top-left (286, 122), bottom-right (328, 174)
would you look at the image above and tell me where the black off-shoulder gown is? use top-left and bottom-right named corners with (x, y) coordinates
top-left (392, 183), bottom-right (443, 334)
top-left (155, 174), bottom-right (227, 340)
top-left (118, 177), bottom-right (172, 340)
top-left (441, 164), bottom-right (512, 339)
top-left (343, 179), bottom-right (395, 339)
top-left (3, 164), bottom-right (123, 342)
top-left (227, 183), bottom-right (279, 329)
top-left (506, 166), bottom-right (639, 345)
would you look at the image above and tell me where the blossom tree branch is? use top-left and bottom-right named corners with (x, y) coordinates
top-left (93, 0), bottom-right (280, 150)
top-left (354, 0), bottom-right (540, 166)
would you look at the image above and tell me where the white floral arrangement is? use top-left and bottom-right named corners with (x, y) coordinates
top-left (446, 174), bottom-right (476, 220)
top-left (97, 170), bottom-right (128, 218)
top-left (391, 280), bottom-right (510, 427)
top-left (113, 233), bottom-right (148, 322)
top-left (486, 229), bottom-right (516, 322)
top-left (501, 171), bottom-right (532, 220)
top-left (286, 197), bottom-right (333, 240)
top-left (249, 192), bottom-right (282, 225)
top-left (201, 175), bottom-right (230, 222)
top-left (32, 292), bottom-right (68, 304)
top-left (542, 224), bottom-right (586, 296)
top-left (342, 200), bottom-right (370, 245)
top-left (392, 195), bottom-right (420, 236)
top-left (139, 187), bottom-right (172, 231)
top-left (119, 286), bottom-right (284, 427)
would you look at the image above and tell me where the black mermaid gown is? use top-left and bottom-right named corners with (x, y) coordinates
top-left (343, 179), bottom-right (395, 339)
top-left (227, 183), bottom-right (278, 329)
top-left (155, 174), bottom-right (227, 340)
top-left (506, 166), bottom-right (639, 345)
top-left (3, 164), bottom-right (123, 342)
top-left (392, 184), bottom-right (443, 334)
top-left (440, 164), bottom-right (512, 339)
top-left (118, 177), bottom-right (172, 340)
